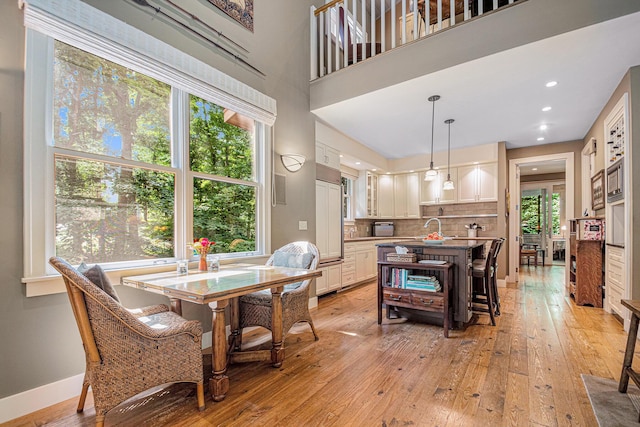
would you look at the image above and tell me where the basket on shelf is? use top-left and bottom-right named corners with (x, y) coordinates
top-left (386, 253), bottom-right (417, 263)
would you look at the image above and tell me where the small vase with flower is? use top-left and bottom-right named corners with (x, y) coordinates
top-left (193, 238), bottom-right (215, 272)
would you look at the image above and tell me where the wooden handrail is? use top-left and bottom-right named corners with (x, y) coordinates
top-left (314, 0), bottom-right (344, 16)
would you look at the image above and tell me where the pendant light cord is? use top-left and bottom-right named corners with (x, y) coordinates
top-left (447, 120), bottom-right (451, 176)
top-left (430, 98), bottom-right (435, 168)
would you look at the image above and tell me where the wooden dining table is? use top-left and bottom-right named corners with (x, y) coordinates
top-left (121, 263), bottom-right (322, 401)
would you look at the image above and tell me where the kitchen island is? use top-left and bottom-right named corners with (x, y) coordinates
top-left (376, 240), bottom-right (485, 328)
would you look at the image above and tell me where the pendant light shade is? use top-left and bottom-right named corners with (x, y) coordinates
top-left (443, 119), bottom-right (455, 190)
top-left (424, 95), bottom-right (440, 181)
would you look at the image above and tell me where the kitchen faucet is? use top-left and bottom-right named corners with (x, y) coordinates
top-left (424, 218), bottom-right (442, 236)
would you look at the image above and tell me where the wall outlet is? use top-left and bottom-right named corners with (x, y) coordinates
top-left (481, 225), bottom-right (486, 231)
top-left (298, 221), bottom-right (308, 231)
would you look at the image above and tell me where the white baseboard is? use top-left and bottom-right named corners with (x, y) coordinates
top-left (498, 278), bottom-right (507, 288)
top-left (0, 372), bottom-right (85, 424)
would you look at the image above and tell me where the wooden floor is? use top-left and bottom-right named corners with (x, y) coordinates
top-left (6, 265), bottom-right (634, 426)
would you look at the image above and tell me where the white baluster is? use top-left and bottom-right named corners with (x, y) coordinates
top-left (311, 6), bottom-right (318, 79)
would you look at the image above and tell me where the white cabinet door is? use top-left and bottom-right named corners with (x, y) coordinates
top-left (315, 268), bottom-right (329, 295)
top-left (438, 169), bottom-right (458, 204)
top-left (393, 174), bottom-right (407, 217)
top-left (316, 181), bottom-right (342, 261)
top-left (405, 172), bottom-right (420, 218)
top-left (457, 165), bottom-right (478, 203)
top-left (315, 142), bottom-right (340, 170)
top-left (477, 162), bottom-right (498, 202)
top-left (420, 173), bottom-right (439, 204)
top-left (327, 264), bottom-right (342, 291)
top-left (394, 173), bottom-right (420, 217)
top-left (315, 181), bottom-right (328, 260)
top-left (356, 171), bottom-right (378, 218)
top-left (378, 174), bottom-right (395, 218)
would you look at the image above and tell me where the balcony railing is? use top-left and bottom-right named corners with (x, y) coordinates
top-left (310, 0), bottom-right (521, 80)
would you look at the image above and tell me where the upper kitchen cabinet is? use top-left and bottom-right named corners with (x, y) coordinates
top-left (356, 171), bottom-right (378, 218)
top-left (420, 169), bottom-right (458, 205)
top-left (316, 142), bottom-right (340, 170)
top-left (394, 172), bottom-right (420, 218)
top-left (458, 162), bottom-right (498, 203)
top-left (378, 174), bottom-right (395, 218)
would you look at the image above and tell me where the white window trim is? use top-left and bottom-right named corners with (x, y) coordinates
top-left (21, 0), bottom-right (274, 294)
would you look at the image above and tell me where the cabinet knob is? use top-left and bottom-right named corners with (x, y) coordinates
top-left (419, 298), bottom-right (434, 305)
top-left (389, 295), bottom-right (402, 302)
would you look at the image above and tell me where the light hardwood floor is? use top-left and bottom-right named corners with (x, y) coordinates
top-left (5, 265), bottom-right (633, 426)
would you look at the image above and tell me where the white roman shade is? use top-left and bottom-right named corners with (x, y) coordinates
top-left (20, 0), bottom-right (277, 126)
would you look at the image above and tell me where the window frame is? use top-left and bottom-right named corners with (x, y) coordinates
top-left (22, 0), bottom-right (274, 286)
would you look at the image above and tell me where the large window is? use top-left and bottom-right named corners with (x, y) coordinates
top-left (25, 30), bottom-right (269, 278)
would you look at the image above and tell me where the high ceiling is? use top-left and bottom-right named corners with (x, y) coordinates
top-left (313, 10), bottom-right (640, 169)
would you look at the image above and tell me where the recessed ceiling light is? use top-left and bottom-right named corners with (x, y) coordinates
top-left (542, 106), bottom-right (552, 112)
top-left (537, 137), bottom-right (545, 141)
top-left (386, 172), bottom-right (391, 175)
top-left (473, 162), bottom-right (479, 165)
top-left (355, 161), bottom-right (361, 165)
top-left (339, 154), bottom-right (344, 158)
top-left (532, 168), bottom-right (538, 171)
top-left (546, 81), bottom-right (558, 87)
top-left (539, 124), bottom-right (548, 131)
top-left (409, 170), bottom-right (414, 173)
top-left (371, 168), bottom-right (377, 171)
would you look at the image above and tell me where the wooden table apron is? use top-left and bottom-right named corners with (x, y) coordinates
top-left (121, 264), bottom-right (322, 402)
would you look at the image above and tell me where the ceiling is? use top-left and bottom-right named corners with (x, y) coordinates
top-left (314, 10), bottom-right (640, 170)
top-left (519, 160), bottom-right (565, 176)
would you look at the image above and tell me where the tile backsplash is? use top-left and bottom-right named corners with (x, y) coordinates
top-left (345, 202), bottom-right (498, 239)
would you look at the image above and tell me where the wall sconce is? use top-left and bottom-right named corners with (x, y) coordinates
top-left (281, 154), bottom-right (306, 172)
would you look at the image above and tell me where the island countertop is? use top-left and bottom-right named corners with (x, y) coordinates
top-left (376, 239), bottom-right (485, 250)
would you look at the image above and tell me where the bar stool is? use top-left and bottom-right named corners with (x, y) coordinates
top-left (471, 238), bottom-right (504, 326)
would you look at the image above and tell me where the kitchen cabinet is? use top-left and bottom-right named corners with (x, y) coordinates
top-left (342, 242), bottom-right (357, 286)
top-left (315, 263), bottom-right (342, 296)
top-left (378, 174), bottom-right (395, 218)
top-left (355, 242), bottom-right (376, 282)
top-left (394, 172), bottom-right (420, 218)
top-left (420, 169), bottom-right (458, 205)
top-left (356, 171), bottom-right (378, 218)
top-left (315, 142), bottom-right (340, 170)
top-left (315, 180), bottom-right (342, 261)
top-left (458, 162), bottom-right (498, 203)
top-left (606, 245), bottom-right (625, 316)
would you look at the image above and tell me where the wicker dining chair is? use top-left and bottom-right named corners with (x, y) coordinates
top-left (49, 257), bottom-right (205, 427)
top-left (236, 242), bottom-right (320, 350)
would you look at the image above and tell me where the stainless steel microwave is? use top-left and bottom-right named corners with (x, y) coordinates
top-left (607, 159), bottom-right (623, 202)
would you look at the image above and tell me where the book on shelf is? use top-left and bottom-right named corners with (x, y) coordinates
top-left (389, 268), bottom-right (441, 290)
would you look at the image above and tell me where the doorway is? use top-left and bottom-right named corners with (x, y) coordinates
top-left (520, 181), bottom-right (566, 266)
top-left (508, 152), bottom-right (575, 283)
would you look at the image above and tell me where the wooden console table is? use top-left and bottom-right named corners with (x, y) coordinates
top-left (378, 260), bottom-right (453, 337)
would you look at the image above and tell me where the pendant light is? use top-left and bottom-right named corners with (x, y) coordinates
top-left (443, 119), bottom-right (455, 190)
top-left (424, 95), bottom-right (440, 181)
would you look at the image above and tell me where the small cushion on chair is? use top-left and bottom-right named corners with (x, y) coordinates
top-left (78, 262), bottom-right (120, 302)
top-left (272, 250), bottom-right (313, 269)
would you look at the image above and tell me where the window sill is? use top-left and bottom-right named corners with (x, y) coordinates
top-left (23, 254), bottom-right (270, 297)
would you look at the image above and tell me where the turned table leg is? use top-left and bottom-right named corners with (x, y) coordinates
top-left (209, 299), bottom-right (230, 401)
top-left (270, 286), bottom-right (285, 367)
